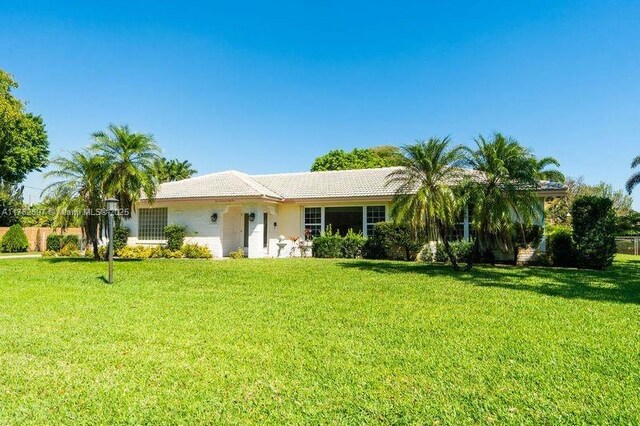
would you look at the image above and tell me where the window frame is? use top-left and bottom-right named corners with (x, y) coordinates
top-left (302, 204), bottom-right (388, 239)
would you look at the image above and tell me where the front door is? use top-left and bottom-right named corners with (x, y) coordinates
top-left (243, 213), bottom-right (250, 250)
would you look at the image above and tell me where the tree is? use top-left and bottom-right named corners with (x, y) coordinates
top-left (154, 157), bottom-right (197, 182)
top-left (43, 151), bottom-right (106, 259)
top-left (462, 133), bottom-right (546, 257)
top-left (626, 155), bottom-right (640, 195)
top-left (311, 146), bottom-right (405, 171)
top-left (0, 183), bottom-right (24, 226)
top-left (547, 177), bottom-right (633, 225)
top-left (388, 137), bottom-right (469, 270)
top-left (572, 196), bottom-right (616, 269)
top-left (0, 69), bottom-right (49, 184)
top-left (90, 124), bottom-right (161, 218)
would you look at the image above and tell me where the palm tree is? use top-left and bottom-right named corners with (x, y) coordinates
top-left (387, 137), bottom-right (469, 270)
top-left (626, 155), bottom-right (640, 194)
top-left (462, 133), bottom-right (544, 257)
top-left (533, 156), bottom-right (565, 183)
top-left (43, 151), bottom-right (106, 259)
top-left (90, 124), bottom-right (161, 218)
top-left (154, 157), bottom-right (197, 182)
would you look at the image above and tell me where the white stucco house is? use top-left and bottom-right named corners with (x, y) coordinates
top-left (124, 167), bottom-right (566, 258)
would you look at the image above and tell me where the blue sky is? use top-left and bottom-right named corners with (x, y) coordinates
top-left (2, 1), bottom-right (639, 208)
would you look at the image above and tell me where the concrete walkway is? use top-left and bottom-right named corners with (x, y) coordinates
top-left (0, 254), bottom-right (42, 259)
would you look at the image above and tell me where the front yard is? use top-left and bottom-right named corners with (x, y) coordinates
top-left (0, 256), bottom-right (639, 424)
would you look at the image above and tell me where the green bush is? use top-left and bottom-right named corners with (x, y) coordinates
top-left (58, 244), bottom-right (81, 257)
top-left (181, 243), bottom-right (213, 259)
top-left (229, 247), bottom-right (245, 259)
top-left (572, 196), bottom-right (616, 269)
top-left (363, 222), bottom-right (424, 261)
top-left (312, 228), bottom-right (343, 258)
top-left (118, 245), bottom-right (153, 259)
top-left (434, 243), bottom-right (448, 262)
top-left (547, 226), bottom-right (576, 267)
top-left (61, 235), bottom-right (80, 250)
top-left (427, 241), bottom-right (473, 264)
top-left (113, 226), bottom-right (130, 251)
top-left (46, 234), bottom-right (63, 251)
top-left (341, 230), bottom-right (365, 259)
top-left (1, 224), bottom-right (29, 253)
top-left (164, 224), bottom-right (187, 251)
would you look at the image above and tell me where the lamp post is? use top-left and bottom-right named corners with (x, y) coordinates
top-left (105, 198), bottom-right (118, 284)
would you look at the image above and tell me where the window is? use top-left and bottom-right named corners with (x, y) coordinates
top-left (366, 206), bottom-right (386, 236)
top-left (304, 207), bottom-right (321, 239)
top-left (138, 208), bottom-right (168, 240)
top-left (325, 207), bottom-right (363, 236)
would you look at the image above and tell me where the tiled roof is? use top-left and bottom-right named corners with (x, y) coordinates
top-left (253, 167), bottom-right (405, 199)
top-left (146, 167), bottom-right (567, 201)
top-left (148, 170), bottom-right (283, 200)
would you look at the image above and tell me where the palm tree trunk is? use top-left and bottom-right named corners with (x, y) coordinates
top-left (438, 221), bottom-right (460, 271)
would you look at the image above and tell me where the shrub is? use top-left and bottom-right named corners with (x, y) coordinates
top-left (113, 226), bottom-right (130, 251)
top-left (164, 224), bottom-right (187, 251)
top-left (117, 245), bottom-right (153, 259)
top-left (434, 243), bottom-right (448, 262)
top-left (58, 244), bottom-right (81, 257)
top-left (312, 228), bottom-right (342, 258)
top-left (229, 247), bottom-right (245, 259)
top-left (363, 222), bottom-right (424, 261)
top-left (181, 243), bottom-right (213, 259)
top-left (1, 224), bottom-right (29, 253)
top-left (149, 246), bottom-right (175, 259)
top-left (46, 234), bottom-right (63, 251)
top-left (341, 230), bottom-right (365, 259)
top-left (427, 240), bottom-right (473, 264)
top-left (42, 250), bottom-right (57, 258)
top-left (449, 240), bottom-right (473, 264)
top-left (572, 196), bottom-right (616, 269)
top-left (61, 235), bottom-right (80, 250)
top-left (547, 226), bottom-right (576, 267)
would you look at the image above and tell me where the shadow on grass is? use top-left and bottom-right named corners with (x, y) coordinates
top-left (339, 259), bottom-right (640, 305)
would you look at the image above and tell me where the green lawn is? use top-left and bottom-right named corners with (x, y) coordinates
top-left (1, 256), bottom-right (639, 424)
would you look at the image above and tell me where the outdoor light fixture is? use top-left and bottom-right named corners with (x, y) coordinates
top-left (211, 212), bottom-right (218, 223)
top-left (105, 197), bottom-right (118, 284)
top-left (105, 198), bottom-right (119, 212)
top-left (248, 213), bottom-right (255, 222)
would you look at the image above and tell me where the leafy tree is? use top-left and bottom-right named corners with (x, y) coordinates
top-left (90, 124), bottom-right (161, 218)
top-left (388, 137), bottom-right (469, 269)
top-left (0, 69), bottom-right (49, 184)
top-left (154, 157), bottom-right (197, 182)
top-left (0, 183), bottom-right (24, 226)
top-left (43, 151), bottom-right (106, 259)
top-left (462, 133), bottom-right (546, 257)
top-left (615, 211), bottom-right (640, 236)
top-left (571, 196), bottom-right (616, 269)
top-left (311, 146), bottom-right (404, 171)
top-left (547, 177), bottom-right (633, 225)
top-left (626, 155), bottom-right (640, 195)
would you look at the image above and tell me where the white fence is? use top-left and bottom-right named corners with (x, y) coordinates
top-left (616, 237), bottom-right (640, 256)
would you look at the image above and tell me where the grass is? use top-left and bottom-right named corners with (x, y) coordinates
top-left (0, 256), bottom-right (639, 424)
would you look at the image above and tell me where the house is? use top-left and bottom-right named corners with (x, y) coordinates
top-left (124, 167), bottom-right (567, 258)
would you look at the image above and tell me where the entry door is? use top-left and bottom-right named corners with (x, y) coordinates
top-left (243, 213), bottom-right (250, 249)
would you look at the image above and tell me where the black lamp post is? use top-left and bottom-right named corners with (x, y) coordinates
top-left (105, 198), bottom-right (118, 284)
